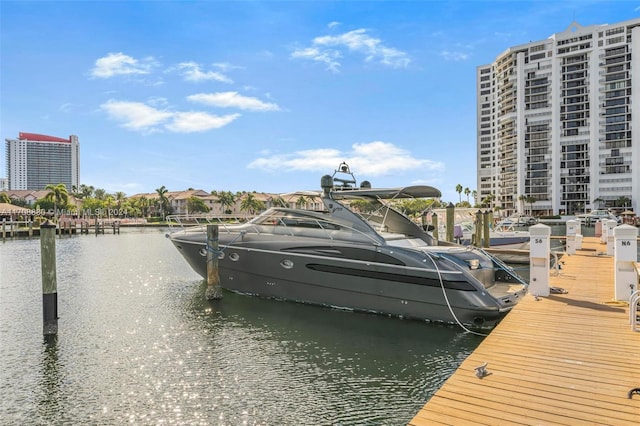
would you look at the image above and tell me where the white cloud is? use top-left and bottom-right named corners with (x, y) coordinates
top-left (176, 61), bottom-right (233, 83)
top-left (91, 52), bottom-right (157, 78)
top-left (292, 28), bottom-right (410, 72)
top-left (291, 47), bottom-right (342, 73)
top-left (188, 91), bottom-right (280, 111)
top-left (440, 50), bottom-right (469, 61)
top-left (59, 103), bottom-right (75, 113)
top-left (166, 111), bottom-right (241, 132)
top-left (100, 99), bottom-right (239, 133)
top-left (248, 141), bottom-right (444, 175)
top-left (212, 62), bottom-right (244, 72)
top-left (100, 100), bottom-right (172, 131)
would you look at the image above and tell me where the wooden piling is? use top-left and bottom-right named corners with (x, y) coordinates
top-left (205, 224), bottom-right (223, 300)
top-left (483, 210), bottom-right (491, 248)
top-left (474, 210), bottom-right (483, 247)
top-left (445, 203), bottom-right (455, 242)
top-left (431, 213), bottom-right (439, 243)
top-left (2, 218), bottom-right (5, 242)
top-left (40, 220), bottom-right (58, 335)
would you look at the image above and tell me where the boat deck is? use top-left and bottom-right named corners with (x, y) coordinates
top-left (410, 237), bottom-right (640, 425)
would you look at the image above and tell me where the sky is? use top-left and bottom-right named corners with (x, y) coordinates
top-left (1, 1), bottom-right (638, 203)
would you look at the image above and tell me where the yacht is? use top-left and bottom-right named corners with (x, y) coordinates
top-left (168, 163), bottom-right (528, 329)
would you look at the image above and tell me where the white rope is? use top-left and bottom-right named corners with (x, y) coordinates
top-left (425, 251), bottom-right (489, 337)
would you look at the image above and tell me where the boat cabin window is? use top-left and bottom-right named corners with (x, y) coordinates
top-left (385, 237), bottom-right (429, 248)
top-left (252, 210), bottom-right (341, 230)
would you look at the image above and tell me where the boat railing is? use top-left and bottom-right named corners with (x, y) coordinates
top-left (166, 214), bottom-right (254, 233)
top-left (168, 213), bottom-right (384, 245)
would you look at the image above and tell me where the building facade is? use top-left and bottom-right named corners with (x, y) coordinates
top-left (477, 19), bottom-right (639, 216)
top-left (5, 132), bottom-right (80, 191)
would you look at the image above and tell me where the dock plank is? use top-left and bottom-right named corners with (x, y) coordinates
top-left (409, 237), bottom-right (640, 425)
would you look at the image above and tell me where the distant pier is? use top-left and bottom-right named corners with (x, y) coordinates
top-left (1, 219), bottom-right (121, 239)
top-left (410, 237), bottom-right (640, 425)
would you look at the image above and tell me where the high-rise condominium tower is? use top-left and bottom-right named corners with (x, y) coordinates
top-left (477, 19), bottom-right (639, 216)
top-left (5, 132), bottom-right (80, 191)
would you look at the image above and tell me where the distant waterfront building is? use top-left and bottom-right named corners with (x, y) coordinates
top-left (477, 19), bottom-right (639, 216)
top-left (5, 132), bottom-right (80, 191)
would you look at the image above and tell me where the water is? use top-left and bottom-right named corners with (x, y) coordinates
top-left (0, 229), bottom-right (483, 425)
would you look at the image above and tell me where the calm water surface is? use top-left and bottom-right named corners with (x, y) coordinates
top-left (0, 228), bottom-right (483, 425)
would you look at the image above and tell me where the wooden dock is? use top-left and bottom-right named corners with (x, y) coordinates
top-left (410, 237), bottom-right (640, 425)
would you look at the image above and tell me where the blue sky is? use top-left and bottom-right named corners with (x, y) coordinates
top-left (1, 1), bottom-right (637, 202)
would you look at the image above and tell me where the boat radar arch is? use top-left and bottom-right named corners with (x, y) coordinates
top-left (331, 162), bottom-right (357, 189)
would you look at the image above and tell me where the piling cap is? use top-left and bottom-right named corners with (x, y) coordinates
top-left (41, 219), bottom-right (57, 228)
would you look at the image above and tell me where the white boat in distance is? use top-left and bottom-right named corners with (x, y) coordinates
top-left (168, 163), bottom-right (528, 329)
top-left (427, 209), bottom-right (530, 250)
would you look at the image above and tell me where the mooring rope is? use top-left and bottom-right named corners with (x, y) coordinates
top-left (424, 251), bottom-right (489, 337)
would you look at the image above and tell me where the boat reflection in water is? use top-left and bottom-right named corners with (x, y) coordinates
top-left (168, 163), bottom-right (528, 330)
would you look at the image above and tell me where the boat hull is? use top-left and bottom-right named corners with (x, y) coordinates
top-left (171, 233), bottom-right (519, 328)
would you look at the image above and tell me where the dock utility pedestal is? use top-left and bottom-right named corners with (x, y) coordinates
top-left (605, 219), bottom-right (617, 256)
top-left (529, 224), bottom-right (551, 297)
top-left (565, 219), bottom-right (578, 255)
top-left (613, 224), bottom-right (638, 301)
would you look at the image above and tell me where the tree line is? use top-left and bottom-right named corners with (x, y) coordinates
top-left (0, 183), bottom-right (271, 221)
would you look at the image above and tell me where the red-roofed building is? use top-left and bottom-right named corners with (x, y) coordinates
top-left (5, 132), bottom-right (80, 190)
top-left (18, 132), bottom-right (71, 143)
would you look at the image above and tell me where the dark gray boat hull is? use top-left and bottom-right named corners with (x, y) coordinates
top-left (171, 232), bottom-right (521, 328)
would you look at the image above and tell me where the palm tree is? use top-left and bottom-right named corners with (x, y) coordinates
top-left (240, 193), bottom-right (265, 215)
top-left (296, 195), bottom-right (308, 209)
top-left (518, 194), bottom-right (527, 213)
top-left (114, 191), bottom-right (126, 209)
top-left (592, 197), bottom-right (605, 210)
top-left (471, 190), bottom-right (477, 207)
top-left (44, 183), bottom-right (69, 220)
top-left (306, 193), bottom-right (319, 210)
top-left (104, 195), bottom-right (115, 218)
top-left (525, 195), bottom-right (536, 216)
top-left (464, 187), bottom-right (470, 203)
top-left (270, 195), bottom-right (287, 208)
top-left (94, 188), bottom-right (107, 200)
top-left (79, 184), bottom-right (95, 199)
top-left (217, 191), bottom-right (236, 214)
top-left (138, 196), bottom-right (149, 217)
top-left (455, 184), bottom-right (463, 203)
top-left (155, 186), bottom-right (170, 219)
top-left (481, 193), bottom-right (495, 209)
top-left (616, 196), bottom-right (630, 208)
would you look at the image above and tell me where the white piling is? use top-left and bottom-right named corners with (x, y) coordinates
top-left (576, 221), bottom-right (583, 250)
top-left (613, 225), bottom-right (638, 301)
top-left (565, 219), bottom-right (578, 255)
top-left (529, 224), bottom-right (551, 297)
top-left (605, 219), bottom-right (617, 256)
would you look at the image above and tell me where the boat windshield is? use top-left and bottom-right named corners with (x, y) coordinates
top-left (247, 208), bottom-right (384, 244)
top-left (250, 208), bottom-right (340, 229)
